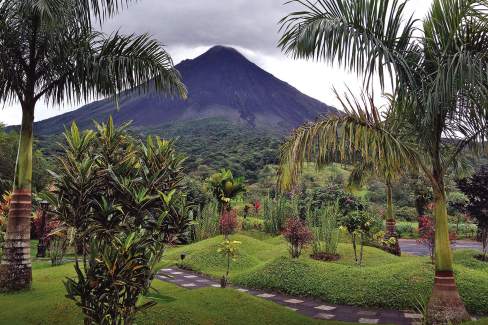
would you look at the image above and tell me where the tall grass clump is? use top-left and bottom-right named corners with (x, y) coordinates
top-left (310, 203), bottom-right (340, 259)
top-left (193, 201), bottom-right (220, 242)
top-left (263, 194), bottom-right (298, 235)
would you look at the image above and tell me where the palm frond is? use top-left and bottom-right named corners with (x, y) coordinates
top-left (278, 91), bottom-right (418, 191)
top-left (278, 0), bottom-right (417, 89)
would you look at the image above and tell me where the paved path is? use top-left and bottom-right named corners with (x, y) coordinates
top-left (157, 267), bottom-right (423, 325)
top-left (399, 239), bottom-right (482, 256)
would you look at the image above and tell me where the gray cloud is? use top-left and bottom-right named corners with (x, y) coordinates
top-left (103, 0), bottom-right (295, 55)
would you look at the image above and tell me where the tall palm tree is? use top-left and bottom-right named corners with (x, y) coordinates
top-left (0, 0), bottom-right (187, 292)
top-left (279, 0), bottom-right (488, 323)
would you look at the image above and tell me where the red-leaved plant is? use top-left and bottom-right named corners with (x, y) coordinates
top-left (219, 209), bottom-right (238, 238)
top-left (417, 215), bottom-right (456, 263)
top-left (282, 218), bottom-right (312, 258)
top-left (253, 200), bottom-right (261, 215)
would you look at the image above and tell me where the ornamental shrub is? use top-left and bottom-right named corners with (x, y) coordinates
top-left (282, 217), bottom-right (312, 258)
top-left (219, 209), bottom-right (238, 237)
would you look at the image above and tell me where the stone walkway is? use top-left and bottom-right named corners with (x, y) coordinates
top-left (156, 267), bottom-right (422, 325)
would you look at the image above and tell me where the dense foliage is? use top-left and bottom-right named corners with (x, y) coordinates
top-left (282, 218), bottom-right (312, 258)
top-left (48, 118), bottom-right (185, 324)
top-left (144, 118), bottom-right (281, 182)
top-left (457, 166), bottom-right (488, 259)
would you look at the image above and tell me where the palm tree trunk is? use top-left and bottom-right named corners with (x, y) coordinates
top-left (0, 103), bottom-right (34, 292)
top-left (426, 175), bottom-right (469, 324)
top-left (384, 180), bottom-right (401, 255)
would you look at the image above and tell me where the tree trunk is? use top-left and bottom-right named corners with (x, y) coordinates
top-left (426, 180), bottom-right (469, 324)
top-left (384, 180), bottom-right (401, 256)
top-left (0, 104), bottom-right (34, 292)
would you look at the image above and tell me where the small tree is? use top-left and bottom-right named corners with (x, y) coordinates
top-left (282, 218), bottom-right (312, 258)
top-left (457, 166), bottom-right (488, 260)
top-left (217, 239), bottom-right (241, 288)
top-left (341, 211), bottom-right (376, 266)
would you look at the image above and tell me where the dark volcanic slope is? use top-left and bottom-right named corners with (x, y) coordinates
top-left (32, 46), bottom-right (336, 135)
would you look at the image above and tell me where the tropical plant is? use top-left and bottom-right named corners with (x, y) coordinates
top-left (219, 209), bottom-right (238, 239)
top-left (217, 239), bottom-right (241, 288)
top-left (310, 203), bottom-right (341, 259)
top-left (282, 217), bottom-right (313, 258)
top-left (262, 194), bottom-right (298, 235)
top-left (46, 220), bottom-right (73, 266)
top-left (192, 200), bottom-right (220, 242)
top-left (457, 165), bottom-right (488, 260)
top-left (163, 194), bottom-right (195, 245)
top-left (47, 119), bottom-right (185, 323)
top-left (206, 169), bottom-right (245, 212)
top-left (0, 0), bottom-right (186, 292)
top-left (348, 159), bottom-right (403, 255)
top-left (279, 0), bottom-right (488, 321)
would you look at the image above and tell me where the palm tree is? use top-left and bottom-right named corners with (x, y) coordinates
top-left (279, 0), bottom-right (488, 322)
top-left (348, 162), bottom-right (401, 255)
top-left (0, 0), bottom-right (187, 292)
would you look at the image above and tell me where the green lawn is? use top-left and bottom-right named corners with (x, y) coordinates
top-left (160, 233), bottom-right (488, 316)
top-left (0, 261), bottom-right (349, 325)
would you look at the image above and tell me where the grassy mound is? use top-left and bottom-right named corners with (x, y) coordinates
top-left (161, 234), bottom-right (488, 315)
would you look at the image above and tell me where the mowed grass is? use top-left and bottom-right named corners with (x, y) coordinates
top-left (0, 260), bottom-right (350, 325)
top-left (160, 234), bottom-right (488, 315)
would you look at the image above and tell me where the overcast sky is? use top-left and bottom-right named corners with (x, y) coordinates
top-left (1, 0), bottom-right (433, 126)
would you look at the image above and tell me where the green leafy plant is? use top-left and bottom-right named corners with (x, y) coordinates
top-left (341, 211), bottom-right (377, 266)
top-left (49, 118), bottom-right (185, 324)
top-left (192, 201), bottom-right (220, 242)
top-left (217, 239), bottom-right (242, 288)
top-left (311, 203), bottom-right (341, 260)
top-left (262, 194), bottom-right (297, 235)
top-left (206, 169), bottom-right (245, 212)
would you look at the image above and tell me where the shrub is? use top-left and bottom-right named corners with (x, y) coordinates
top-left (299, 185), bottom-right (366, 220)
top-left (457, 165), bottom-right (488, 259)
top-left (396, 222), bottom-right (417, 238)
top-left (50, 119), bottom-right (185, 323)
top-left (219, 209), bottom-right (238, 237)
top-left (241, 217), bottom-right (264, 232)
top-left (394, 206), bottom-right (418, 222)
top-left (282, 218), bottom-right (312, 258)
top-left (206, 169), bottom-right (245, 211)
top-left (311, 203), bottom-right (340, 258)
